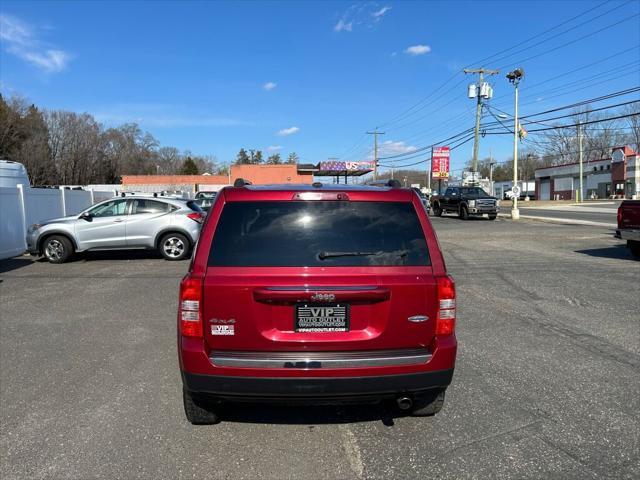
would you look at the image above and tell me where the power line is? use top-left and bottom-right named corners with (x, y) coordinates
top-left (373, 0), bottom-right (620, 131)
top-left (487, 112), bottom-right (640, 134)
top-left (379, 88), bottom-right (640, 160)
top-left (489, 0), bottom-right (635, 69)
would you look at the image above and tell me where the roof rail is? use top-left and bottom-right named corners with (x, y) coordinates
top-left (233, 178), bottom-right (252, 187)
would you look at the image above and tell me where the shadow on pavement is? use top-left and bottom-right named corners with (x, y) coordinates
top-left (74, 250), bottom-right (165, 262)
top-left (575, 245), bottom-right (636, 260)
top-left (0, 257), bottom-right (34, 273)
top-left (220, 402), bottom-right (405, 427)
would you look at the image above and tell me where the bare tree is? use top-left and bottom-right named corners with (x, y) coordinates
top-left (624, 103), bottom-right (640, 151)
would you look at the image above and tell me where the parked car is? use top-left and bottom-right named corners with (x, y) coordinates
top-left (27, 196), bottom-right (204, 263)
top-left (431, 186), bottom-right (499, 220)
top-left (194, 197), bottom-right (215, 212)
top-left (195, 191), bottom-right (218, 200)
top-left (178, 179), bottom-right (457, 424)
top-left (615, 200), bottom-right (640, 259)
top-left (0, 159), bottom-right (30, 188)
top-left (411, 187), bottom-right (430, 210)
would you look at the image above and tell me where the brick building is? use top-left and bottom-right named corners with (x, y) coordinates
top-left (121, 163), bottom-right (314, 194)
top-left (535, 146), bottom-right (639, 200)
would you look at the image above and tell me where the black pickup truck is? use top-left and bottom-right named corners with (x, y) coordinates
top-left (430, 186), bottom-right (499, 220)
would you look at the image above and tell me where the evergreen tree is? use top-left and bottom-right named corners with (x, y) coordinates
top-left (286, 152), bottom-right (299, 164)
top-left (267, 153), bottom-right (282, 164)
top-left (180, 156), bottom-right (199, 174)
top-left (235, 148), bottom-right (250, 164)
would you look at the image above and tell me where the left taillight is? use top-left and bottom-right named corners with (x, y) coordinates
top-left (187, 212), bottom-right (204, 223)
top-left (436, 275), bottom-right (456, 336)
top-left (179, 276), bottom-right (203, 337)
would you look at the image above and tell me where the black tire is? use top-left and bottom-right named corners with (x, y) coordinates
top-left (459, 205), bottom-right (469, 220)
top-left (432, 204), bottom-right (443, 217)
top-left (183, 389), bottom-right (220, 425)
top-left (159, 233), bottom-right (190, 261)
top-left (488, 214), bottom-right (497, 220)
top-left (42, 235), bottom-right (74, 263)
top-left (411, 391), bottom-right (446, 417)
top-left (629, 241), bottom-right (640, 259)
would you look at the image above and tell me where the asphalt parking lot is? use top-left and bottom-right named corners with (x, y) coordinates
top-left (1, 216), bottom-right (638, 479)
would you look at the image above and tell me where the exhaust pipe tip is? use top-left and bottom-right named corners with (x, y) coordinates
top-left (396, 397), bottom-right (413, 410)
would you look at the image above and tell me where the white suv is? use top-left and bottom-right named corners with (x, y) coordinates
top-left (26, 196), bottom-right (205, 263)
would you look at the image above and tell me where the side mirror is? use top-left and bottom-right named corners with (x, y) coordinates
top-left (80, 212), bottom-right (93, 222)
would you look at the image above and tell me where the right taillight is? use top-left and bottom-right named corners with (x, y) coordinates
top-left (178, 276), bottom-right (203, 337)
top-left (436, 275), bottom-right (456, 336)
top-left (617, 206), bottom-right (622, 228)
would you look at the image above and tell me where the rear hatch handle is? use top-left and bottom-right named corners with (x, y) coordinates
top-left (253, 287), bottom-right (391, 305)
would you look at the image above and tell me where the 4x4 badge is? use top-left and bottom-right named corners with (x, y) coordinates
top-left (310, 293), bottom-right (336, 302)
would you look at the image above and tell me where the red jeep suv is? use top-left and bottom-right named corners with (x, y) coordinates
top-left (178, 180), bottom-right (457, 424)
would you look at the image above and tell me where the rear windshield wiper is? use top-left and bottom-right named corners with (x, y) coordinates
top-left (318, 250), bottom-right (408, 260)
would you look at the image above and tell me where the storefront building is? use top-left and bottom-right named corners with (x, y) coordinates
top-left (534, 146), bottom-right (639, 200)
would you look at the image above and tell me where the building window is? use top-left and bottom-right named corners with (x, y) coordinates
top-left (600, 165), bottom-right (603, 171)
top-left (593, 167), bottom-right (597, 172)
top-left (606, 165), bottom-right (610, 170)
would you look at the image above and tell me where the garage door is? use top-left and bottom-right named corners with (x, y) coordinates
top-left (540, 180), bottom-right (550, 200)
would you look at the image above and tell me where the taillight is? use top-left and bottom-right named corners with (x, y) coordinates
top-left (178, 276), bottom-right (203, 337)
top-left (436, 275), bottom-right (456, 336)
top-left (187, 212), bottom-right (204, 223)
top-left (617, 206), bottom-right (622, 228)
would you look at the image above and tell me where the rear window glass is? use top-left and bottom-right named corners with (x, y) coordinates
top-left (208, 201), bottom-right (430, 267)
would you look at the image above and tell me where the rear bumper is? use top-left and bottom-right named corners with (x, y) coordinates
top-left (616, 229), bottom-right (640, 241)
top-left (182, 368), bottom-right (454, 402)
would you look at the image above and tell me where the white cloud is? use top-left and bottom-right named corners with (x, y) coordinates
top-left (267, 145), bottom-right (282, 151)
top-left (334, 19), bottom-right (353, 32)
top-left (372, 6), bottom-right (392, 19)
top-left (0, 14), bottom-right (71, 73)
top-left (93, 103), bottom-right (249, 128)
top-left (263, 81), bottom-right (277, 91)
top-left (405, 44), bottom-right (431, 56)
top-left (335, 3), bottom-right (391, 32)
top-left (379, 140), bottom-right (418, 156)
top-left (277, 126), bottom-right (300, 136)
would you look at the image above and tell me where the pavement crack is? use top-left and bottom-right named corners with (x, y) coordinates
top-left (442, 419), bottom-right (543, 457)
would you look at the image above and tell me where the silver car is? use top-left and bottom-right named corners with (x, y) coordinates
top-left (26, 196), bottom-right (205, 263)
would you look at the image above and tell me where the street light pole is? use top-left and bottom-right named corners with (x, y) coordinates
top-left (507, 68), bottom-right (524, 220)
top-left (578, 122), bottom-right (584, 203)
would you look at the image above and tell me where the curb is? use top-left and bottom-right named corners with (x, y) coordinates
top-left (497, 213), bottom-right (616, 228)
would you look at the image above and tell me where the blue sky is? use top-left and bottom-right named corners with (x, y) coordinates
top-left (1, 0), bottom-right (639, 175)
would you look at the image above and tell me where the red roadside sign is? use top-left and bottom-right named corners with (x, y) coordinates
top-left (431, 146), bottom-right (450, 179)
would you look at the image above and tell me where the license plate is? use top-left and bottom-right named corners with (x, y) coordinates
top-left (295, 304), bottom-right (349, 332)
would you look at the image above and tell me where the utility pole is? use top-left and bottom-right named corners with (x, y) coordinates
top-left (366, 128), bottom-right (385, 181)
top-left (489, 148), bottom-right (495, 196)
top-left (577, 123), bottom-right (584, 203)
top-left (464, 68), bottom-right (499, 175)
top-left (506, 68), bottom-right (524, 220)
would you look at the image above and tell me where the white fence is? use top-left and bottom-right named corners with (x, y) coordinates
top-left (0, 186), bottom-right (116, 260)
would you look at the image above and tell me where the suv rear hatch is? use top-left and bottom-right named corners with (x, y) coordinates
top-left (202, 192), bottom-right (439, 353)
